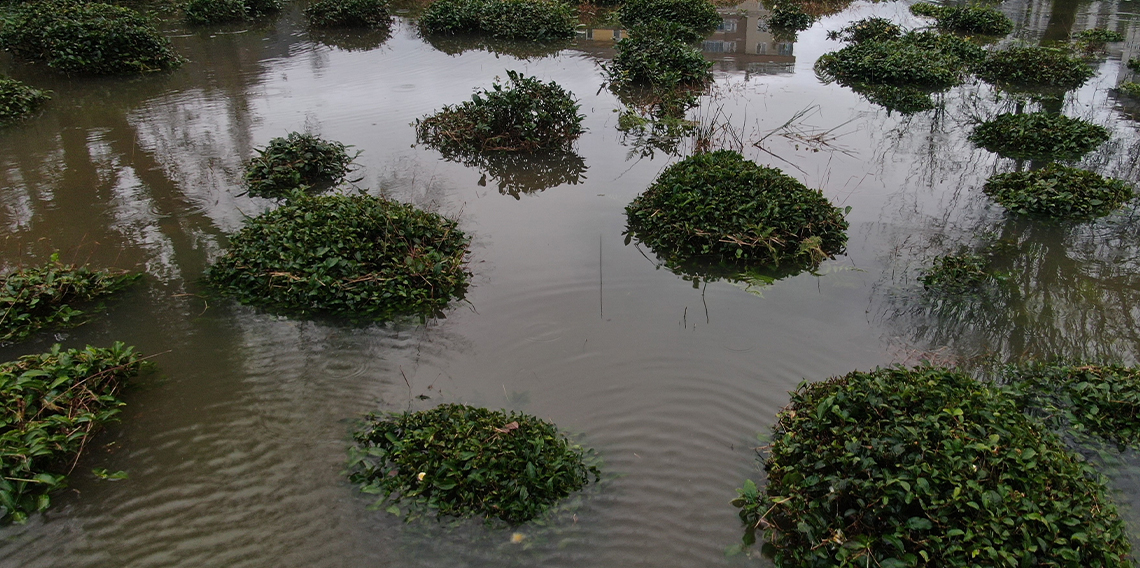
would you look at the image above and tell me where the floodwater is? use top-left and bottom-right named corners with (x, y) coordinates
top-left (1, 0), bottom-right (1139, 565)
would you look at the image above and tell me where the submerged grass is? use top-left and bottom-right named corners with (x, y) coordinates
top-left (919, 250), bottom-right (1006, 293)
top-left (348, 404), bottom-right (598, 524)
top-left (0, 260), bottom-right (140, 344)
top-left (1, 343), bottom-right (145, 524)
top-left (969, 112), bottom-right (1110, 161)
top-left (625, 150), bottom-right (848, 268)
top-left (734, 366), bottom-right (1132, 566)
top-left (206, 194), bottom-right (470, 321)
top-left (0, 77), bottom-right (50, 123)
top-left (983, 164), bottom-right (1133, 220)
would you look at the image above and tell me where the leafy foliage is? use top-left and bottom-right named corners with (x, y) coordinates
top-left (969, 112), bottom-right (1110, 161)
top-left (1129, 58), bottom-right (1140, 72)
top-left (306, 0), bottom-right (391, 28)
top-left (1074, 28), bottom-right (1125, 44)
top-left (1, 343), bottom-right (145, 524)
top-left (1120, 82), bottom-right (1140, 99)
top-left (816, 30), bottom-right (984, 89)
top-left (768, 4), bottom-right (814, 32)
top-left (184, 0), bottom-right (281, 24)
top-left (448, 148), bottom-right (587, 197)
top-left (416, 70), bottom-right (583, 154)
top-left (625, 150), bottom-right (848, 268)
top-left (417, 0), bottom-right (576, 41)
top-left (1009, 363), bottom-right (1140, 451)
top-left (975, 46), bottom-right (1095, 92)
top-left (348, 404), bottom-right (598, 523)
top-left (909, 2), bottom-right (1012, 36)
top-left (734, 366), bottom-right (1132, 567)
top-left (983, 164), bottom-right (1133, 220)
top-left (919, 251), bottom-right (1004, 292)
top-left (206, 194), bottom-right (470, 320)
top-left (825, 17), bottom-right (901, 44)
top-left (850, 84), bottom-right (938, 115)
top-left (603, 27), bottom-right (712, 89)
top-left (0, 260), bottom-right (140, 344)
top-left (618, 0), bottom-right (720, 43)
top-left (243, 132), bottom-right (357, 200)
top-left (0, 77), bottom-right (50, 123)
top-left (0, 0), bottom-right (182, 75)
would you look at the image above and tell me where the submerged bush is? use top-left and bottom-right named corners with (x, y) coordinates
top-left (1010, 363), bottom-right (1140, 450)
top-left (975, 46), bottom-right (1095, 91)
top-left (1075, 28), bottom-right (1125, 44)
top-left (1, 343), bottom-right (145, 524)
top-left (1120, 82), bottom-right (1140, 98)
top-left (184, 0), bottom-right (281, 24)
top-left (816, 31), bottom-right (984, 89)
top-left (0, 0), bottom-right (182, 75)
top-left (909, 2), bottom-right (1012, 36)
top-left (244, 132), bottom-right (357, 199)
top-left (0, 77), bottom-right (50, 123)
top-left (618, 0), bottom-right (720, 43)
top-left (625, 150), bottom-right (848, 268)
top-left (416, 70), bottom-right (583, 154)
top-left (604, 27), bottom-right (712, 89)
top-left (0, 260), bottom-right (140, 344)
top-left (919, 251), bottom-right (1002, 292)
top-left (417, 0), bottom-right (576, 41)
top-left (734, 366), bottom-right (1132, 566)
top-left (969, 112), bottom-right (1110, 161)
top-left (983, 164), bottom-right (1133, 219)
top-left (206, 194), bottom-right (470, 320)
top-left (348, 404), bottom-right (598, 523)
top-left (850, 83), bottom-right (939, 114)
top-left (1129, 58), bottom-right (1140, 72)
top-left (826, 17), bottom-right (901, 44)
top-left (306, 0), bottom-right (391, 28)
top-left (767, 4), bottom-right (814, 32)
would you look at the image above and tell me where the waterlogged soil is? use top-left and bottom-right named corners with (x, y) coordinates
top-left (1, 0), bottom-right (1139, 566)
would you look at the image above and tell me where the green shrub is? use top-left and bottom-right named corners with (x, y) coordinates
top-left (603, 27), bottom-right (712, 89)
top-left (0, 77), bottom-right (50, 123)
top-left (1009, 363), bottom-right (1140, 451)
top-left (348, 404), bottom-right (598, 523)
top-left (815, 31), bottom-right (984, 89)
top-left (1075, 28), bottom-right (1125, 44)
top-left (969, 112), bottom-right (1110, 161)
top-left (768, 4), bottom-right (814, 32)
top-left (1, 343), bottom-right (145, 524)
top-left (417, 0), bottom-right (576, 41)
top-left (919, 252), bottom-right (1001, 292)
top-left (207, 195), bottom-right (469, 320)
top-left (975, 46), bottom-right (1095, 91)
top-left (825, 17), bottom-right (901, 44)
top-left (909, 2), bottom-right (1012, 36)
top-left (0, 0), bottom-right (182, 75)
top-left (0, 260), bottom-right (140, 344)
top-left (184, 0), bottom-right (282, 24)
top-left (1129, 58), bottom-right (1140, 72)
top-left (1120, 82), bottom-right (1140, 98)
top-left (983, 164), bottom-right (1133, 220)
top-left (618, 0), bottom-right (720, 43)
top-left (734, 366), bottom-right (1132, 566)
top-left (416, 70), bottom-right (583, 154)
top-left (625, 150), bottom-right (848, 268)
top-left (306, 0), bottom-right (391, 28)
top-left (243, 132), bottom-right (357, 199)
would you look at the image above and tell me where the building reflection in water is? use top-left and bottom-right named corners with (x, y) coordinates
top-left (577, 0), bottom-right (795, 75)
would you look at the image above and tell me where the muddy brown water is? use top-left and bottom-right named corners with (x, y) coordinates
top-left (1, 0), bottom-right (1140, 565)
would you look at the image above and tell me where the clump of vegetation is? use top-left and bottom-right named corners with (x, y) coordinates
top-left (1120, 82), bottom-right (1140, 98)
top-left (975, 46), bottom-right (1095, 91)
top-left (816, 30), bottom-right (984, 89)
top-left (825, 17), bottom-right (901, 43)
top-left (348, 404), bottom-right (597, 523)
top-left (625, 150), bottom-right (848, 268)
top-left (423, 34), bottom-right (567, 59)
top-left (1, 343), bottom-right (145, 523)
top-left (968, 112), bottom-right (1110, 161)
top-left (0, 0), bottom-right (182, 75)
top-left (306, 0), bottom-right (391, 28)
top-left (850, 83), bottom-right (939, 114)
top-left (206, 194), bottom-right (469, 320)
top-left (983, 164), bottom-right (1133, 220)
top-left (184, 0), bottom-right (281, 24)
top-left (603, 27), bottom-right (712, 89)
top-left (1075, 28), bottom-right (1125, 44)
top-left (919, 251), bottom-right (1005, 292)
top-left (909, 2), bottom-right (1013, 36)
top-left (417, 0), bottom-right (576, 41)
top-left (1129, 58), bottom-right (1140, 72)
top-left (243, 132), bottom-right (357, 199)
top-left (734, 366), bottom-right (1132, 566)
top-left (767, 4), bottom-right (814, 32)
top-left (618, 0), bottom-right (720, 43)
top-left (439, 147), bottom-right (587, 197)
top-left (0, 260), bottom-right (140, 344)
top-left (0, 77), bottom-right (50, 123)
top-left (1009, 363), bottom-right (1140, 451)
top-left (416, 71), bottom-right (583, 154)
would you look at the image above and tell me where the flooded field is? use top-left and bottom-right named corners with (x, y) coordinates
top-left (1, 0), bottom-right (1139, 565)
